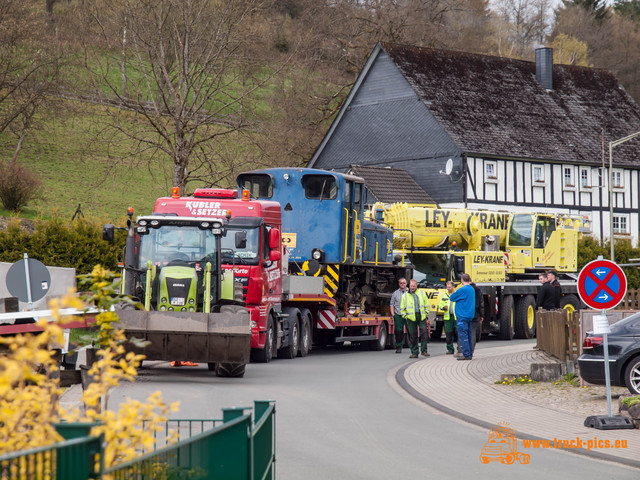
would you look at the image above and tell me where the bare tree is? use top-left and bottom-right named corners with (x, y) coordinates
top-left (492, 0), bottom-right (553, 58)
top-left (551, 2), bottom-right (640, 102)
top-left (443, 0), bottom-right (496, 54)
top-left (76, 0), bottom-right (286, 193)
top-left (0, 1), bottom-right (60, 139)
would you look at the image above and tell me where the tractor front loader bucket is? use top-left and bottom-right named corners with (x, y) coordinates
top-left (115, 306), bottom-right (251, 364)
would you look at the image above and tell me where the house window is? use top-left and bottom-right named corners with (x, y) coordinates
top-left (613, 215), bottom-right (629, 234)
top-left (612, 170), bottom-right (624, 188)
top-left (580, 168), bottom-right (591, 188)
top-left (563, 166), bottom-right (575, 188)
top-left (533, 166), bottom-right (545, 183)
top-left (484, 161), bottom-right (497, 182)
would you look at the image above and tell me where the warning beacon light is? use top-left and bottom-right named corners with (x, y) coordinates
top-left (242, 189), bottom-right (250, 201)
top-left (171, 187), bottom-right (180, 198)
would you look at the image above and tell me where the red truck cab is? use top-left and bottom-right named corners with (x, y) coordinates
top-left (153, 188), bottom-right (284, 361)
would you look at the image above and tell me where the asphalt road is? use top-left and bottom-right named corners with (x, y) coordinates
top-left (108, 339), bottom-right (639, 479)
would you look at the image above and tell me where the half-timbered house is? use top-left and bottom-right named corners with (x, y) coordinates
top-left (308, 43), bottom-right (640, 245)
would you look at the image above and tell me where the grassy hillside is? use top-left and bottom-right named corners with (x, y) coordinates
top-left (1, 100), bottom-right (198, 223)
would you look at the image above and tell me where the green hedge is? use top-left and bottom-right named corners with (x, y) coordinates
top-left (0, 217), bottom-right (126, 274)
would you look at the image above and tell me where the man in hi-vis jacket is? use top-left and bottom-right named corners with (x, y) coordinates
top-left (400, 279), bottom-right (430, 359)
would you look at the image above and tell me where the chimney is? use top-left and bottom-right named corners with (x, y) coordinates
top-left (535, 47), bottom-right (553, 90)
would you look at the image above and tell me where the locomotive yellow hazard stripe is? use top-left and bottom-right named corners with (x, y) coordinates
top-left (323, 265), bottom-right (339, 297)
top-left (324, 274), bottom-right (337, 292)
top-left (326, 265), bottom-right (339, 282)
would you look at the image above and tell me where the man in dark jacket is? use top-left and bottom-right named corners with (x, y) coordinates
top-left (546, 269), bottom-right (562, 309)
top-left (535, 272), bottom-right (556, 310)
top-left (471, 282), bottom-right (484, 354)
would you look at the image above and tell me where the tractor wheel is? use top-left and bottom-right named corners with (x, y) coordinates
top-left (215, 363), bottom-right (246, 378)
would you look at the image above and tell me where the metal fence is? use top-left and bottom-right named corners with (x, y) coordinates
top-left (0, 400), bottom-right (275, 480)
top-left (0, 435), bottom-right (103, 480)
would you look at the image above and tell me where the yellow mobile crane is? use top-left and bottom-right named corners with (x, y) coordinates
top-left (370, 203), bottom-right (591, 340)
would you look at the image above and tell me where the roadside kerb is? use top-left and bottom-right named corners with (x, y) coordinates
top-left (396, 342), bottom-right (640, 469)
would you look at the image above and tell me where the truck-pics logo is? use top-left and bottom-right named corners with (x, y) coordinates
top-left (479, 423), bottom-right (530, 465)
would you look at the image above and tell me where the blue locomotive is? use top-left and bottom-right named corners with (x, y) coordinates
top-left (237, 167), bottom-right (409, 314)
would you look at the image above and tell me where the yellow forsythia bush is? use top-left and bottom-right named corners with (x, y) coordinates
top-left (0, 265), bottom-right (179, 468)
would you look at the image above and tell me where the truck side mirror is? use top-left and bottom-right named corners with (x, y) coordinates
top-left (269, 249), bottom-right (281, 262)
top-left (269, 228), bottom-right (280, 249)
top-left (103, 224), bottom-right (115, 242)
top-left (454, 256), bottom-right (465, 274)
top-left (235, 231), bottom-right (247, 249)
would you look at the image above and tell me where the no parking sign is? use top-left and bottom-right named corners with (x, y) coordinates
top-left (577, 259), bottom-right (627, 310)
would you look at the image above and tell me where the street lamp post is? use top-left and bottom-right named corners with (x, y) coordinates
top-left (609, 131), bottom-right (640, 261)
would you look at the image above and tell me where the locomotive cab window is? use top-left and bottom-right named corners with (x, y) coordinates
top-left (302, 175), bottom-right (337, 200)
top-left (238, 174), bottom-right (273, 199)
top-left (353, 183), bottom-right (362, 210)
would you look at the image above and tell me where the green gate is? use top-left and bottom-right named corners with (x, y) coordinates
top-left (0, 400), bottom-right (275, 480)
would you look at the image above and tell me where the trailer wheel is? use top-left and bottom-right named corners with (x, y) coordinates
top-left (215, 363), bottom-right (246, 378)
top-left (369, 322), bottom-right (388, 351)
top-left (297, 311), bottom-right (312, 357)
top-left (498, 295), bottom-right (515, 340)
top-left (207, 363), bottom-right (216, 371)
top-left (252, 316), bottom-right (275, 363)
top-left (514, 295), bottom-right (536, 339)
top-left (278, 316), bottom-right (299, 359)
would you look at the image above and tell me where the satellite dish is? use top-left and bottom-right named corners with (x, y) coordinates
top-left (445, 159), bottom-right (453, 175)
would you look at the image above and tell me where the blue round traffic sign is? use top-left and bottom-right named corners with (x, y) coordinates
top-left (577, 259), bottom-right (627, 310)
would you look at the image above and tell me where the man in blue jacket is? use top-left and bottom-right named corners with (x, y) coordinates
top-left (449, 273), bottom-right (475, 360)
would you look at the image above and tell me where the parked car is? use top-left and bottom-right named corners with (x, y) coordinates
top-left (578, 312), bottom-right (640, 395)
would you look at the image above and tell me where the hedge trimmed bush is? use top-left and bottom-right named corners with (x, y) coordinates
top-left (0, 217), bottom-right (126, 274)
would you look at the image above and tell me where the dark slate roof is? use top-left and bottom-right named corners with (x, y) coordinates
top-left (348, 165), bottom-right (436, 204)
top-left (381, 43), bottom-right (640, 166)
